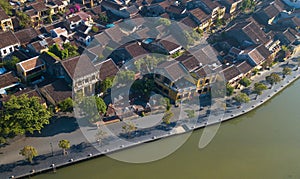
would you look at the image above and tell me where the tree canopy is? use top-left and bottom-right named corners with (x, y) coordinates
top-left (79, 96), bottom-right (107, 122)
top-left (19, 145), bottom-right (38, 163)
top-left (282, 67), bottom-right (292, 76)
top-left (0, 94), bottom-right (51, 144)
top-left (58, 97), bottom-right (73, 112)
top-left (16, 11), bottom-right (31, 29)
top-left (0, 0), bottom-right (12, 16)
top-left (234, 93), bottom-right (250, 103)
top-left (266, 73), bottom-right (281, 85)
top-left (239, 77), bottom-right (252, 87)
top-left (49, 43), bottom-right (79, 60)
top-left (100, 77), bottom-right (114, 93)
top-left (253, 82), bottom-right (268, 95)
top-left (115, 70), bottom-right (135, 84)
top-left (226, 84), bottom-right (234, 96)
top-left (4, 56), bottom-right (20, 71)
top-left (58, 139), bottom-right (70, 155)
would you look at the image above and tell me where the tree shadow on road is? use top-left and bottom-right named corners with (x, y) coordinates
top-left (26, 116), bottom-right (79, 137)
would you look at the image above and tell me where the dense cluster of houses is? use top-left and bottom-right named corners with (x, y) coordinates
top-left (0, 0), bottom-right (299, 117)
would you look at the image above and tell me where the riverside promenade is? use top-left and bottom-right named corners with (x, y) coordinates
top-left (1, 61), bottom-right (300, 179)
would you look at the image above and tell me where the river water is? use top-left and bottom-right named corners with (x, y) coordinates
top-left (35, 79), bottom-right (300, 179)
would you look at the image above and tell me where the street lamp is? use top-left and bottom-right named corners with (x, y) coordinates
top-left (50, 142), bottom-right (53, 156)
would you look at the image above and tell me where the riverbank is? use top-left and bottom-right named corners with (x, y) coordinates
top-left (1, 64), bottom-right (299, 178)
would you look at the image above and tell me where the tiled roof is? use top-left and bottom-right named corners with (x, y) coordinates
top-left (40, 79), bottom-right (72, 105)
top-left (156, 60), bottom-right (188, 82)
top-left (0, 7), bottom-right (9, 21)
top-left (0, 31), bottom-right (20, 48)
top-left (236, 60), bottom-right (253, 74)
top-left (0, 72), bottom-right (19, 89)
top-left (31, 2), bottom-right (48, 11)
top-left (95, 58), bottom-right (119, 81)
top-left (175, 54), bottom-right (201, 72)
top-left (180, 16), bottom-right (198, 28)
top-left (124, 42), bottom-right (148, 58)
top-left (61, 55), bottom-right (97, 80)
top-left (190, 8), bottom-right (210, 22)
top-left (1, 88), bottom-right (46, 104)
top-left (15, 28), bottom-right (39, 45)
top-left (221, 65), bottom-right (241, 82)
top-left (18, 56), bottom-right (44, 72)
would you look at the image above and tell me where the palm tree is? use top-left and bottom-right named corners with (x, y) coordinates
top-left (19, 146), bottom-right (38, 163)
top-left (58, 139), bottom-right (71, 155)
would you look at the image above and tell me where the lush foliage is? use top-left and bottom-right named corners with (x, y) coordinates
top-left (226, 84), bottom-right (234, 96)
top-left (100, 77), bottom-right (114, 93)
top-left (184, 110), bottom-right (195, 118)
top-left (162, 110), bottom-right (173, 125)
top-left (239, 77), bottom-right (252, 87)
top-left (19, 145), bottom-right (38, 163)
top-left (241, 0), bottom-right (256, 11)
top-left (253, 83), bottom-right (268, 95)
top-left (0, 0), bottom-right (12, 16)
top-left (58, 139), bottom-right (70, 155)
top-left (79, 96), bottom-right (107, 122)
top-left (266, 73), bottom-right (281, 85)
top-left (16, 11), bottom-right (31, 29)
top-left (58, 98), bottom-right (73, 112)
top-left (49, 43), bottom-right (78, 60)
top-left (4, 56), bottom-right (20, 71)
top-left (131, 76), bottom-right (155, 99)
top-left (159, 97), bottom-right (171, 111)
top-left (183, 30), bottom-right (202, 46)
top-left (234, 93), bottom-right (250, 103)
top-left (95, 128), bottom-right (107, 145)
top-left (0, 95), bottom-right (51, 144)
top-left (115, 70), bottom-right (135, 83)
top-left (122, 122), bottom-right (136, 137)
top-left (99, 13), bottom-right (108, 23)
top-left (282, 67), bottom-right (292, 76)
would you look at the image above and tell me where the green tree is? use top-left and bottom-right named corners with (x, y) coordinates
top-left (158, 18), bottom-right (171, 26)
top-left (234, 93), bottom-right (250, 103)
top-left (159, 97), bottom-right (171, 111)
top-left (58, 139), bottom-right (70, 155)
top-left (253, 82), bottom-right (268, 95)
top-left (241, 0), bottom-right (256, 11)
top-left (226, 84), bottom-right (234, 96)
top-left (16, 11), bottom-right (31, 28)
top-left (79, 96), bottom-right (107, 122)
top-left (162, 110), bottom-right (173, 125)
top-left (122, 122), bottom-right (137, 137)
top-left (19, 145), bottom-right (38, 163)
top-left (282, 67), bottom-right (292, 76)
top-left (62, 42), bottom-right (79, 57)
top-left (183, 30), bottom-right (195, 46)
top-left (116, 70), bottom-right (135, 83)
top-left (266, 73), bottom-right (281, 85)
top-left (4, 56), bottom-right (20, 71)
top-left (99, 13), bottom-right (108, 23)
top-left (239, 77), bottom-right (252, 87)
top-left (100, 77), bottom-right (114, 93)
top-left (2, 95), bottom-right (51, 141)
top-left (58, 98), bottom-right (73, 112)
top-left (0, 0), bottom-right (12, 16)
top-left (184, 110), bottom-right (195, 118)
top-left (95, 128), bottom-right (107, 146)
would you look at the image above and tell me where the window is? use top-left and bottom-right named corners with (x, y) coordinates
top-left (9, 47), bottom-right (13, 52)
top-left (3, 49), bottom-right (7, 54)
